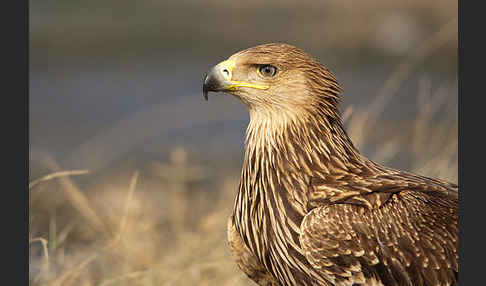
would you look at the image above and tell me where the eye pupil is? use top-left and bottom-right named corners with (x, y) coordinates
top-left (259, 65), bottom-right (277, 77)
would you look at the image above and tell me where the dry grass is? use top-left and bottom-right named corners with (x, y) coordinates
top-left (29, 21), bottom-right (457, 286)
top-left (29, 155), bottom-right (250, 286)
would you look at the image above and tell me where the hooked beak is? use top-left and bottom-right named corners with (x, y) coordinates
top-left (202, 59), bottom-right (269, 101)
top-left (202, 60), bottom-right (233, 101)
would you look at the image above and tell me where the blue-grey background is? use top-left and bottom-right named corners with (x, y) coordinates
top-left (29, 0), bottom-right (457, 178)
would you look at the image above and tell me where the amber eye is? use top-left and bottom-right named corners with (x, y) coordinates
top-left (259, 65), bottom-right (278, 77)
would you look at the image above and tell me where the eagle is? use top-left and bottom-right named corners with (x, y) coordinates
top-left (202, 43), bottom-right (458, 286)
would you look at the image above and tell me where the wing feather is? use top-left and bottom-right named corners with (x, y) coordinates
top-left (299, 190), bottom-right (458, 286)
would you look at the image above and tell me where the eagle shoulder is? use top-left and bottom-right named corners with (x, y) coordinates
top-left (299, 189), bottom-right (458, 286)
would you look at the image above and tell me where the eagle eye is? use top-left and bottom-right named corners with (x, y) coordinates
top-left (258, 65), bottom-right (278, 78)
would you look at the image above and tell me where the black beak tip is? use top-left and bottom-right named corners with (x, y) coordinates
top-left (202, 73), bottom-right (209, 101)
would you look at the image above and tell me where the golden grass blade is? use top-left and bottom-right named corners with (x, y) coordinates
top-left (30, 237), bottom-right (49, 272)
top-left (29, 170), bottom-right (90, 190)
top-left (42, 156), bottom-right (107, 235)
top-left (55, 221), bottom-right (77, 249)
top-left (42, 252), bottom-right (100, 286)
top-left (98, 270), bottom-right (149, 286)
top-left (117, 171), bottom-right (139, 242)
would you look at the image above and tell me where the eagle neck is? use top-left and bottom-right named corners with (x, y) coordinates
top-left (233, 107), bottom-right (364, 280)
top-left (244, 107), bottom-right (363, 180)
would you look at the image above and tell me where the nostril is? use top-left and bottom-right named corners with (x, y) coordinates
top-left (222, 68), bottom-right (230, 77)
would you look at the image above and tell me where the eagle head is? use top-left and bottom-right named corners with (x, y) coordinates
top-left (203, 43), bottom-right (342, 118)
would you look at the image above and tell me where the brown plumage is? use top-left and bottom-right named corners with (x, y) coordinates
top-left (203, 43), bottom-right (458, 286)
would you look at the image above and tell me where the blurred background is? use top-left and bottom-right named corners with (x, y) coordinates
top-left (29, 0), bottom-right (457, 285)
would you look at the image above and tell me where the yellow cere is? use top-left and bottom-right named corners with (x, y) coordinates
top-left (217, 59), bottom-right (237, 74)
